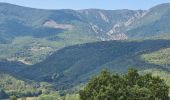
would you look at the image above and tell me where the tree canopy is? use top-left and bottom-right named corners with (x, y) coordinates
top-left (79, 68), bottom-right (169, 100)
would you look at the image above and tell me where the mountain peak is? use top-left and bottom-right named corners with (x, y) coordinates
top-left (0, 2), bottom-right (21, 7)
top-left (150, 3), bottom-right (170, 10)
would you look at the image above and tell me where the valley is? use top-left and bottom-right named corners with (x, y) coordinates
top-left (1, 2), bottom-right (170, 100)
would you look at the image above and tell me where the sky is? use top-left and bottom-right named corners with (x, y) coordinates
top-left (0, 0), bottom-right (170, 10)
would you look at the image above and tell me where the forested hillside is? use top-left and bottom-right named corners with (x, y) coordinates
top-left (20, 39), bottom-right (170, 90)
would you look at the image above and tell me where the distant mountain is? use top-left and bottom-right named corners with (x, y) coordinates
top-left (0, 3), bottom-right (147, 64)
top-left (1, 3), bottom-right (170, 64)
top-left (127, 3), bottom-right (170, 38)
top-left (0, 3), bottom-right (144, 42)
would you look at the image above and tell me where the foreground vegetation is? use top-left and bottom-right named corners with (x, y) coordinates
top-left (80, 69), bottom-right (169, 100)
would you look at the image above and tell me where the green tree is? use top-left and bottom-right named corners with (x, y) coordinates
top-left (79, 68), bottom-right (169, 100)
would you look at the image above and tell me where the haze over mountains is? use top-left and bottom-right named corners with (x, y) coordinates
top-left (1, 2), bottom-right (170, 95)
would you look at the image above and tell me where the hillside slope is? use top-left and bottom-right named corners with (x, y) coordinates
top-left (0, 59), bottom-right (27, 75)
top-left (20, 39), bottom-right (170, 89)
top-left (127, 3), bottom-right (170, 38)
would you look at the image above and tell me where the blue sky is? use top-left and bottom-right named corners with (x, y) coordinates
top-left (0, 0), bottom-right (170, 10)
